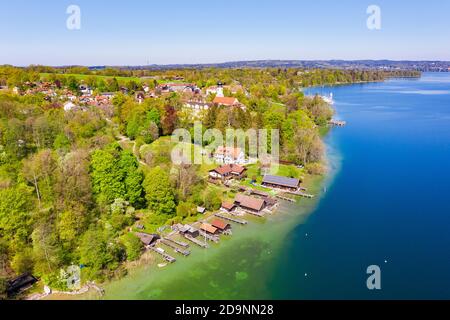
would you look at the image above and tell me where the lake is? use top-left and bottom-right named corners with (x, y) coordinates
top-left (78, 72), bottom-right (450, 300)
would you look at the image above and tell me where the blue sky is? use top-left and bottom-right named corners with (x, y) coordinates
top-left (1, 0), bottom-right (449, 66)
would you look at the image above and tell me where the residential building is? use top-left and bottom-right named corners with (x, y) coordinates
top-left (213, 96), bottom-right (240, 107)
top-left (213, 146), bottom-right (246, 165)
top-left (209, 164), bottom-right (247, 181)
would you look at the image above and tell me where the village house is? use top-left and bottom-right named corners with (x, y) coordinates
top-left (206, 84), bottom-right (224, 97)
top-left (261, 175), bottom-right (301, 192)
top-left (234, 194), bottom-right (266, 214)
top-left (209, 164), bottom-right (247, 181)
top-left (213, 146), bottom-right (246, 165)
top-left (79, 84), bottom-right (93, 95)
top-left (213, 96), bottom-right (240, 107)
top-left (162, 83), bottom-right (197, 93)
top-left (135, 91), bottom-right (145, 104)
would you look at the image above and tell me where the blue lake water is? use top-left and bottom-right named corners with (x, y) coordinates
top-left (271, 73), bottom-right (450, 299)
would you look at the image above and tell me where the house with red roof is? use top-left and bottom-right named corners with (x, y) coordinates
top-left (209, 164), bottom-right (247, 181)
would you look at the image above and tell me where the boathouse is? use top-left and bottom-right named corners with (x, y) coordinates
top-left (234, 194), bottom-right (266, 213)
top-left (262, 175), bottom-right (300, 192)
top-left (221, 201), bottom-right (236, 212)
top-left (135, 233), bottom-right (160, 246)
top-left (178, 225), bottom-right (200, 238)
top-left (211, 219), bottom-right (231, 233)
top-left (200, 223), bottom-right (219, 235)
top-left (6, 273), bottom-right (38, 297)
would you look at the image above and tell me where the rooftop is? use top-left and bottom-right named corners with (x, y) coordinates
top-left (200, 223), bottom-right (218, 234)
top-left (213, 96), bottom-right (239, 106)
top-left (235, 194), bottom-right (265, 211)
top-left (262, 175), bottom-right (300, 189)
top-left (211, 219), bottom-right (230, 230)
top-left (211, 163), bottom-right (246, 175)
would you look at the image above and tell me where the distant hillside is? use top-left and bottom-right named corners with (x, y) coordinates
top-left (92, 60), bottom-right (450, 72)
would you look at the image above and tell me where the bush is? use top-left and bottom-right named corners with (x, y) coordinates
top-left (121, 233), bottom-right (143, 262)
top-left (305, 162), bottom-right (327, 175)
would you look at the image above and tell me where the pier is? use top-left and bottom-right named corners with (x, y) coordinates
top-left (243, 210), bottom-right (265, 217)
top-left (162, 237), bottom-right (189, 248)
top-left (329, 119), bottom-right (347, 127)
top-left (184, 235), bottom-right (209, 248)
top-left (199, 231), bottom-right (220, 243)
top-left (297, 192), bottom-right (315, 199)
top-left (214, 213), bottom-right (248, 225)
top-left (160, 239), bottom-right (191, 256)
top-left (149, 247), bottom-right (176, 263)
top-left (275, 194), bottom-right (297, 203)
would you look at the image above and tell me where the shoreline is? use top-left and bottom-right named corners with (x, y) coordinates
top-left (41, 157), bottom-right (337, 300)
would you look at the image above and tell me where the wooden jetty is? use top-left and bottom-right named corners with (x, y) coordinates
top-left (199, 231), bottom-right (220, 243)
top-left (244, 210), bottom-right (265, 217)
top-left (275, 194), bottom-right (297, 203)
top-left (160, 239), bottom-right (191, 256)
top-left (298, 192), bottom-right (315, 199)
top-left (184, 235), bottom-right (209, 248)
top-left (162, 237), bottom-right (189, 248)
top-left (329, 119), bottom-right (347, 127)
top-left (214, 213), bottom-right (248, 225)
top-left (149, 247), bottom-right (176, 263)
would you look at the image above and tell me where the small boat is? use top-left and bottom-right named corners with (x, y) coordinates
top-left (321, 93), bottom-right (334, 105)
top-left (157, 263), bottom-right (167, 268)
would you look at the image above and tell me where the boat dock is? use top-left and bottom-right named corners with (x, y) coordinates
top-left (162, 237), bottom-right (189, 248)
top-left (214, 213), bottom-right (248, 225)
top-left (199, 231), bottom-right (220, 243)
top-left (298, 192), bottom-right (315, 199)
top-left (275, 194), bottom-right (297, 203)
top-left (159, 239), bottom-right (191, 256)
top-left (149, 247), bottom-right (176, 263)
top-left (244, 210), bottom-right (265, 217)
top-left (184, 235), bottom-right (209, 248)
top-left (329, 119), bottom-right (347, 127)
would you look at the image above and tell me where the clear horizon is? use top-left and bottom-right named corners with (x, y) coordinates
top-left (1, 0), bottom-right (449, 66)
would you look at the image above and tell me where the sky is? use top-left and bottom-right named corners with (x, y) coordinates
top-left (0, 0), bottom-right (449, 66)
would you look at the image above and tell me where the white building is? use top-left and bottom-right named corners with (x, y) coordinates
top-left (183, 101), bottom-right (211, 112)
top-left (214, 146), bottom-right (246, 165)
top-left (206, 85), bottom-right (224, 97)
